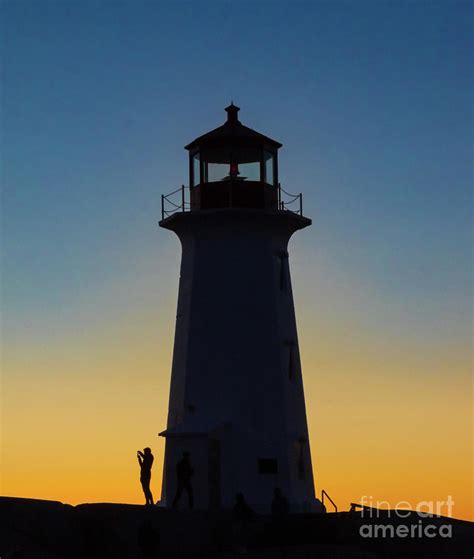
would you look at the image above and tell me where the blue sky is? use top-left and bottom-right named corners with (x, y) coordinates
top-left (2, 0), bottom-right (471, 338)
top-left (3, 1), bottom-right (472, 338)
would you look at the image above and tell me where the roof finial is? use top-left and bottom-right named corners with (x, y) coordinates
top-left (225, 102), bottom-right (240, 123)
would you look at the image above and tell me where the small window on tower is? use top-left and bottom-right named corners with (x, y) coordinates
top-left (258, 458), bottom-right (278, 474)
top-left (277, 251), bottom-right (288, 291)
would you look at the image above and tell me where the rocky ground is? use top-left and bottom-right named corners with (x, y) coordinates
top-left (1, 497), bottom-right (473, 558)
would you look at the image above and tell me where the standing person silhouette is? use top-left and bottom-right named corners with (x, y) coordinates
top-left (137, 447), bottom-right (154, 506)
top-left (172, 451), bottom-right (194, 508)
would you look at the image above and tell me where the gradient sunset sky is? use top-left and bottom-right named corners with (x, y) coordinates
top-left (2, 2), bottom-right (472, 520)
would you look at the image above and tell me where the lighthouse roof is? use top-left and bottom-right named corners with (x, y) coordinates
top-left (185, 103), bottom-right (282, 151)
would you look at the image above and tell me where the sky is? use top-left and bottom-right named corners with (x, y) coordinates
top-left (1, 1), bottom-right (472, 520)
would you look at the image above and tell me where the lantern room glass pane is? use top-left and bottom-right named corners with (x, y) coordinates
top-left (206, 163), bottom-right (230, 182)
top-left (192, 152), bottom-right (200, 186)
top-left (264, 151), bottom-right (274, 185)
top-left (238, 161), bottom-right (260, 181)
top-left (205, 161), bottom-right (261, 182)
top-left (201, 146), bottom-right (264, 184)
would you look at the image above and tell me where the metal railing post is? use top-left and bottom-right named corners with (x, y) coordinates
top-left (161, 194), bottom-right (164, 220)
top-left (299, 193), bottom-right (303, 216)
top-left (182, 185), bottom-right (185, 212)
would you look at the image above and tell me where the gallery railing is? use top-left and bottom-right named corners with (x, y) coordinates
top-left (161, 183), bottom-right (303, 219)
top-left (161, 185), bottom-right (190, 219)
top-left (278, 184), bottom-right (303, 215)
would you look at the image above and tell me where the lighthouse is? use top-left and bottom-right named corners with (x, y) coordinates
top-left (159, 105), bottom-right (322, 513)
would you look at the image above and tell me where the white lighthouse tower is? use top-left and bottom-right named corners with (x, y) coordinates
top-left (159, 104), bottom-right (322, 513)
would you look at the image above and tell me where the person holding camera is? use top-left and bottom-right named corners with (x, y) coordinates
top-left (137, 447), bottom-right (154, 506)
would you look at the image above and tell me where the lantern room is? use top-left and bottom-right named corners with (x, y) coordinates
top-left (185, 104), bottom-right (281, 211)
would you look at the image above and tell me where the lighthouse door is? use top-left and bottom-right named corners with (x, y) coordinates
top-left (208, 438), bottom-right (221, 510)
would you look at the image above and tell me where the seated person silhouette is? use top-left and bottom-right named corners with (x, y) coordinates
top-left (232, 493), bottom-right (255, 553)
top-left (271, 487), bottom-right (289, 517)
top-left (232, 492), bottom-right (255, 524)
top-left (172, 451), bottom-right (194, 508)
top-left (271, 487), bottom-right (289, 546)
top-left (137, 447), bottom-right (154, 506)
top-left (137, 518), bottom-right (160, 559)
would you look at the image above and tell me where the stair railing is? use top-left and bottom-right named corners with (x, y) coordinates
top-left (321, 489), bottom-right (338, 513)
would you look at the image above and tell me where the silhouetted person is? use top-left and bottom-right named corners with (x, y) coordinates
top-left (271, 487), bottom-right (289, 549)
top-left (137, 518), bottom-right (160, 558)
top-left (232, 492), bottom-right (255, 553)
top-left (172, 451), bottom-right (194, 508)
top-left (137, 447), bottom-right (154, 505)
top-left (271, 487), bottom-right (289, 517)
top-left (232, 492), bottom-right (254, 523)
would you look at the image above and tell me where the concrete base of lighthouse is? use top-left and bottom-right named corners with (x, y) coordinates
top-left (159, 208), bottom-right (324, 514)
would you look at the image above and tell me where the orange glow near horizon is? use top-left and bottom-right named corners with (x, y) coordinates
top-left (2, 249), bottom-right (472, 521)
